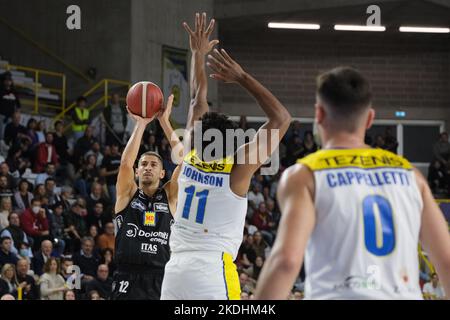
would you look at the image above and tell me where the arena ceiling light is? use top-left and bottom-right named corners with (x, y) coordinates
top-left (268, 22), bottom-right (320, 30)
top-left (399, 26), bottom-right (450, 33)
top-left (334, 24), bottom-right (386, 32)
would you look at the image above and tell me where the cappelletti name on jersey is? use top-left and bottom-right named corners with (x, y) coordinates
top-left (296, 148), bottom-right (423, 300)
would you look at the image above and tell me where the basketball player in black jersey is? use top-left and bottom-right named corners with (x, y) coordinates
top-left (111, 95), bottom-right (182, 300)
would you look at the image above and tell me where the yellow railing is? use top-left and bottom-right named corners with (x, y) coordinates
top-left (53, 78), bottom-right (130, 131)
top-left (4, 63), bottom-right (66, 114)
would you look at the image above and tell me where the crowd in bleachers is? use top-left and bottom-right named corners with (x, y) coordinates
top-left (0, 71), bottom-right (446, 300)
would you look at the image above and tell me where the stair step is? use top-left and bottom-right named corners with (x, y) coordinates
top-left (0, 68), bottom-right (26, 77)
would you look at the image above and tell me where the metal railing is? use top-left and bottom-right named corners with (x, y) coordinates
top-left (53, 78), bottom-right (130, 131)
top-left (4, 63), bottom-right (66, 114)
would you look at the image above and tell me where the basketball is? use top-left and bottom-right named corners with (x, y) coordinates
top-left (126, 81), bottom-right (164, 118)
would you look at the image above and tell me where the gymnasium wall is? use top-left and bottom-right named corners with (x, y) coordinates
top-left (130, 0), bottom-right (218, 108)
top-left (218, 27), bottom-right (450, 122)
top-left (0, 0), bottom-right (131, 99)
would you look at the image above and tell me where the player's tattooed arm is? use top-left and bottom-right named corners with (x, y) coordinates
top-left (184, 12), bottom-right (219, 131)
top-left (115, 109), bottom-right (155, 214)
top-left (208, 49), bottom-right (292, 196)
top-left (416, 168), bottom-right (450, 297)
top-left (255, 164), bottom-right (315, 300)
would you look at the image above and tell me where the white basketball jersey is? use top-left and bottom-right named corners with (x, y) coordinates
top-left (169, 150), bottom-right (248, 260)
top-left (298, 148), bottom-right (424, 299)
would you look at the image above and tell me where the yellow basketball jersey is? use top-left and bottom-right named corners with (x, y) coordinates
top-left (298, 148), bottom-right (423, 299)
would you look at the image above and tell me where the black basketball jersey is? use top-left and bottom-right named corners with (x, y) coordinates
top-left (114, 188), bottom-right (173, 271)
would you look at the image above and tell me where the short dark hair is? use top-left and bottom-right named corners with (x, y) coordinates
top-left (191, 112), bottom-right (239, 160)
top-left (138, 151), bottom-right (163, 166)
top-left (317, 66), bottom-right (372, 127)
top-left (45, 177), bottom-right (55, 184)
top-left (31, 197), bottom-right (41, 205)
top-left (0, 236), bottom-right (11, 244)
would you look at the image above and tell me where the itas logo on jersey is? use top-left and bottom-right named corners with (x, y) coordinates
top-left (144, 211), bottom-right (156, 226)
top-left (141, 243), bottom-right (157, 254)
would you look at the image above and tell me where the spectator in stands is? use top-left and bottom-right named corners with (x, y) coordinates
top-left (20, 198), bottom-right (50, 250)
top-left (65, 200), bottom-right (88, 248)
top-left (299, 130), bottom-right (318, 158)
top-left (251, 202), bottom-right (275, 245)
top-left (88, 225), bottom-right (99, 243)
top-left (0, 197), bottom-right (12, 229)
top-left (16, 258), bottom-right (39, 300)
top-left (13, 179), bottom-right (33, 213)
top-left (240, 291), bottom-right (249, 300)
top-left (239, 272), bottom-right (256, 294)
top-left (26, 118), bottom-right (39, 147)
top-left (33, 184), bottom-right (46, 199)
top-left (85, 141), bottom-right (104, 167)
top-left (72, 236), bottom-right (100, 280)
top-left (54, 185), bottom-right (72, 212)
top-left (423, 273), bottom-right (446, 300)
top-left (248, 184), bottom-right (265, 219)
top-left (88, 290), bottom-right (102, 300)
top-left (244, 256), bottom-right (264, 281)
top-left (35, 120), bottom-right (46, 144)
top-left (85, 264), bottom-right (112, 300)
top-left (0, 263), bottom-right (18, 298)
top-left (6, 143), bottom-right (30, 175)
top-left (86, 182), bottom-right (111, 214)
top-left (103, 92), bottom-right (127, 146)
top-left (53, 120), bottom-right (73, 182)
top-left (286, 135), bottom-right (304, 166)
top-left (33, 132), bottom-right (59, 173)
top-left (96, 221), bottom-right (114, 253)
top-left (384, 128), bottom-right (398, 153)
top-left (0, 212), bottom-right (29, 255)
top-left (71, 96), bottom-right (90, 142)
top-left (373, 134), bottom-right (386, 149)
top-left (73, 126), bottom-right (96, 169)
top-left (284, 120), bottom-right (302, 143)
top-left (48, 202), bottom-right (67, 256)
top-left (100, 248), bottom-right (116, 278)
top-left (87, 201), bottom-right (109, 234)
top-left (64, 289), bottom-right (76, 300)
top-left (0, 72), bottom-right (21, 140)
top-left (44, 177), bottom-right (60, 206)
top-left (0, 176), bottom-right (13, 198)
top-left (238, 234), bottom-right (257, 268)
top-left (139, 132), bottom-right (159, 157)
top-left (0, 162), bottom-right (17, 189)
top-left (60, 257), bottom-right (74, 282)
top-left (266, 198), bottom-right (280, 225)
top-left (39, 257), bottom-right (66, 300)
top-left (252, 231), bottom-right (268, 259)
top-left (75, 154), bottom-right (100, 197)
top-left (428, 160), bottom-right (448, 194)
top-left (4, 111), bottom-right (29, 148)
top-left (433, 132), bottom-right (450, 167)
top-left (0, 237), bottom-right (18, 267)
top-left (100, 142), bottom-right (121, 203)
top-left (31, 239), bottom-right (53, 276)
top-left (35, 163), bottom-right (56, 186)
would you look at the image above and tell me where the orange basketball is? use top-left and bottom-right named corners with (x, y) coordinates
top-left (126, 81), bottom-right (164, 118)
